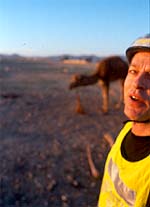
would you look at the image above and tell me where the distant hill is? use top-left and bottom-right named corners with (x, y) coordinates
top-left (0, 54), bottom-right (126, 63)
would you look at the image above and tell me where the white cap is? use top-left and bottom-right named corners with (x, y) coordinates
top-left (126, 34), bottom-right (150, 63)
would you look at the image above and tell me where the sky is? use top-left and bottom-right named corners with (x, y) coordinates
top-left (0, 0), bottom-right (149, 57)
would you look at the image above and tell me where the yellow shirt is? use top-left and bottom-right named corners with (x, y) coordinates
top-left (98, 122), bottom-right (150, 207)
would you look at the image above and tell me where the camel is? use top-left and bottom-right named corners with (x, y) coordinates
top-left (69, 56), bottom-right (128, 113)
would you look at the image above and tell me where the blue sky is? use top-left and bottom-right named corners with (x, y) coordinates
top-left (0, 0), bottom-right (149, 57)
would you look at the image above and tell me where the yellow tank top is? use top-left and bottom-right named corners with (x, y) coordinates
top-left (98, 122), bottom-right (150, 207)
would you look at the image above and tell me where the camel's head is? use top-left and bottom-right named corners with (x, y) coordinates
top-left (69, 74), bottom-right (83, 89)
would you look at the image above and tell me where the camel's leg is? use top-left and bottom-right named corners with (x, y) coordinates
top-left (115, 79), bottom-right (124, 109)
top-left (98, 80), bottom-right (109, 113)
top-left (75, 93), bottom-right (86, 114)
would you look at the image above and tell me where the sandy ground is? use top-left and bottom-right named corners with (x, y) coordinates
top-left (0, 59), bottom-right (126, 207)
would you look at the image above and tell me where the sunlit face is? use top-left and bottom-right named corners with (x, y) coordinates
top-left (124, 52), bottom-right (150, 122)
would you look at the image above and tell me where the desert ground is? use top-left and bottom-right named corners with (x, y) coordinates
top-left (0, 58), bottom-right (126, 207)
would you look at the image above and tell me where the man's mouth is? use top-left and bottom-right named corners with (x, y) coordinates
top-left (129, 94), bottom-right (146, 107)
top-left (130, 95), bottom-right (138, 101)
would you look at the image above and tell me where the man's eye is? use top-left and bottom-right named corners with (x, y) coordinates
top-left (128, 69), bottom-right (137, 74)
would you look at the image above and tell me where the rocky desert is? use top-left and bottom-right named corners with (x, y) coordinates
top-left (0, 56), bottom-right (126, 207)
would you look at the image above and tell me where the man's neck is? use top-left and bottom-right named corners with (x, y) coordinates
top-left (132, 122), bottom-right (150, 136)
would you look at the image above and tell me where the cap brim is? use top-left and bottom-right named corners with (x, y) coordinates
top-left (126, 46), bottom-right (150, 63)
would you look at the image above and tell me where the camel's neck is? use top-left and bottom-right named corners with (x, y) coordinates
top-left (80, 74), bottom-right (99, 86)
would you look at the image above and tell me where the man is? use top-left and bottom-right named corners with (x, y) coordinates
top-left (98, 34), bottom-right (150, 207)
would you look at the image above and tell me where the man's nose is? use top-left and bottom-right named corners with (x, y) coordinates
top-left (133, 73), bottom-right (146, 90)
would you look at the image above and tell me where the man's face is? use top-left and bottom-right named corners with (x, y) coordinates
top-left (124, 52), bottom-right (150, 122)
